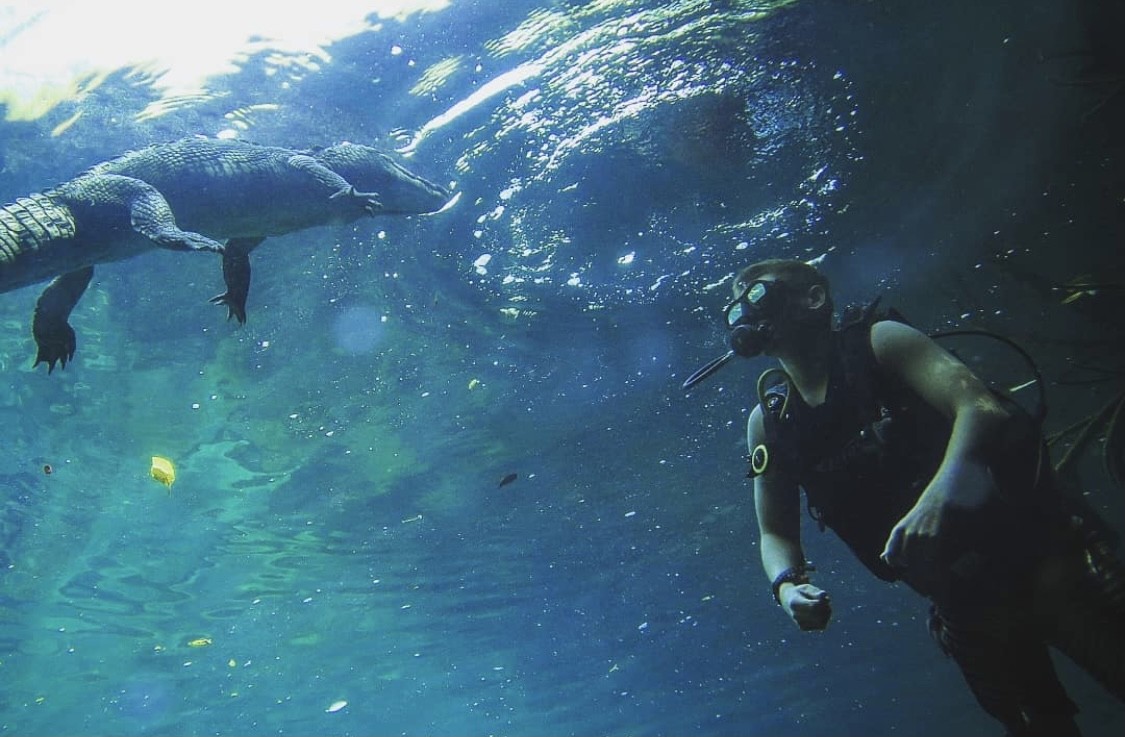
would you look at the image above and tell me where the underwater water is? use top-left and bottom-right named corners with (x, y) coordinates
top-left (1, 0), bottom-right (1124, 735)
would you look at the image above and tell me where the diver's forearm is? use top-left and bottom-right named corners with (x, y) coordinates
top-left (947, 399), bottom-right (1008, 461)
top-left (760, 532), bottom-right (806, 582)
top-left (920, 401), bottom-right (1009, 505)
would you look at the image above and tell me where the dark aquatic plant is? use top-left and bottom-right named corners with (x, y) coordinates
top-left (1050, 389), bottom-right (1125, 495)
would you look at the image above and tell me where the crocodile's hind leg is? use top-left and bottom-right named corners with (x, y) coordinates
top-left (209, 237), bottom-right (263, 324)
top-left (63, 173), bottom-right (224, 253)
top-left (32, 266), bottom-right (94, 372)
top-left (118, 176), bottom-right (225, 254)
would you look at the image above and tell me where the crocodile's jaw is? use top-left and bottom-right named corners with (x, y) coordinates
top-left (377, 162), bottom-right (451, 214)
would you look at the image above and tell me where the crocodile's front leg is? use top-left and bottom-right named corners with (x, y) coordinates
top-left (32, 266), bottom-right (93, 373)
top-left (209, 237), bottom-right (263, 324)
top-left (286, 154), bottom-right (384, 215)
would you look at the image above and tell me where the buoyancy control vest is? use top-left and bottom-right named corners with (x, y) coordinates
top-left (748, 301), bottom-right (1065, 589)
top-left (749, 301), bottom-right (948, 581)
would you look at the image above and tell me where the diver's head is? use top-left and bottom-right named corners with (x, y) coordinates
top-left (681, 258), bottom-right (834, 391)
top-left (725, 258), bottom-right (833, 357)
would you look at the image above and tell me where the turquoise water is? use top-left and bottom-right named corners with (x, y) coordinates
top-left (3, 1), bottom-right (1124, 735)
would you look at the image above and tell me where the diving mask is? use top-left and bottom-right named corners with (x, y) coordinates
top-left (724, 278), bottom-right (789, 358)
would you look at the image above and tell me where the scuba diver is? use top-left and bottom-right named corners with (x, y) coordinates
top-left (684, 258), bottom-right (1125, 736)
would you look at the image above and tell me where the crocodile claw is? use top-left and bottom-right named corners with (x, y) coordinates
top-left (32, 322), bottom-right (77, 373)
top-left (209, 291), bottom-right (247, 324)
top-left (184, 233), bottom-right (226, 254)
top-left (330, 185), bottom-right (383, 215)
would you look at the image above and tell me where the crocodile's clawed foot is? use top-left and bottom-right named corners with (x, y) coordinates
top-left (161, 231), bottom-right (225, 254)
top-left (32, 323), bottom-right (77, 373)
top-left (185, 233), bottom-right (226, 254)
top-left (209, 291), bottom-right (247, 324)
top-left (330, 185), bottom-right (383, 215)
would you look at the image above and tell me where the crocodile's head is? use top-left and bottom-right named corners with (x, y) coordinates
top-left (314, 143), bottom-right (451, 214)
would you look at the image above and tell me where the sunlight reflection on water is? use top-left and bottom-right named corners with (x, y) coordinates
top-left (0, 0), bottom-right (451, 123)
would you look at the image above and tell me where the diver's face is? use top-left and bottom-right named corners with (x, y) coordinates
top-left (724, 274), bottom-right (790, 357)
top-left (725, 272), bottom-right (828, 357)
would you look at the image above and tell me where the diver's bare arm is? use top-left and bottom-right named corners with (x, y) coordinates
top-left (749, 409), bottom-right (806, 587)
top-left (871, 320), bottom-right (1009, 485)
top-left (873, 320), bottom-right (1011, 566)
top-left (750, 407), bottom-right (832, 629)
top-left (754, 474), bottom-right (805, 583)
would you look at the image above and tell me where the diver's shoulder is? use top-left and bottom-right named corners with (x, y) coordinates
top-left (868, 319), bottom-right (940, 376)
top-left (747, 403), bottom-right (766, 443)
top-left (869, 317), bottom-right (921, 335)
top-left (869, 318), bottom-right (927, 349)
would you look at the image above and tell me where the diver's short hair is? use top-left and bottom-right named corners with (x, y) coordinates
top-left (734, 258), bottom-right (834, 317)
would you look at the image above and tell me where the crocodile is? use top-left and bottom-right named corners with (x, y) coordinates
top-left (0, 136), bottom-right (450, 372)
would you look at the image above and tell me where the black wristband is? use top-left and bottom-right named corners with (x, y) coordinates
top-left (771, 566), bottom-right (811, 604)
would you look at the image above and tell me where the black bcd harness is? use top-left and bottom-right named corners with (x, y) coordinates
top-left (746, 298), bottom-right (1051, 534)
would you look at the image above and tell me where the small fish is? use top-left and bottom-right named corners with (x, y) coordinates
top-left (187, 637), bottom-right (212, 648)
top-left (498, 473), bottom-right (518, 488)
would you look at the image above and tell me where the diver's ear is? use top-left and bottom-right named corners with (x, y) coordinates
top-left (807, 284), bottom-right (827, 310)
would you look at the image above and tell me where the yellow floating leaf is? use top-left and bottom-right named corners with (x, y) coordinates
top-left (151, 456), bottom-right (176, 489)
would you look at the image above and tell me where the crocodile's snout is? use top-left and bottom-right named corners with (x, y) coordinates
top-left (384, 169), bottom-right (450, 214)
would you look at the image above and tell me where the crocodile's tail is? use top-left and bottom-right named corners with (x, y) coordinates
top-left (0, 193), bottom-right (77, 264)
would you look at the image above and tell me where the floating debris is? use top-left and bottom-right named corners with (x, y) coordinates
top-left (326, 700), bottom-right (348, 713)
top-left (150, 456), bottom-right (176, 490)
top-left (43, 464), bottom-right (52, 475)
top-left (187, 637), bottom-right (212, 648)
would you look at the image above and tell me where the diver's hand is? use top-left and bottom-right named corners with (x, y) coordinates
top-left (881, 496), bottom-right (943, 572)
top-left (781, 583), bottom-right (832, 631)
top-left (881, 461), bottom-right (996, 572)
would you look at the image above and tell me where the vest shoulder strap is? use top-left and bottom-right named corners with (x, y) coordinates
top-left (749, 297), bottom-right (900, 479)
